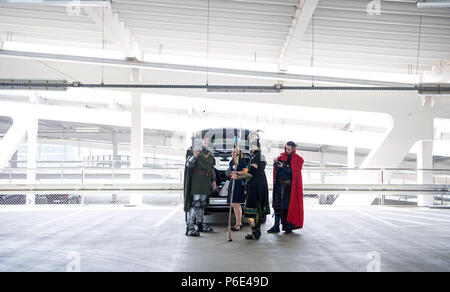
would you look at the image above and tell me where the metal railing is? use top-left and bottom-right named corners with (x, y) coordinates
top-left (2, 166), bottom-right (449, 184)
top-left (0, 167), bottom-right (183, 185)
top-left (0, 167), bottom-right (449, 207)
top-left (8, 157), bottom-right (185, 169)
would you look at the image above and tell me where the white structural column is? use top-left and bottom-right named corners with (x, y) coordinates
top-left (361, 115), bottom-right (433, 170)
top-left (319, 158), bottom-right (327, 204)
top-left (347, 120), bottom-right (356, 169)
top-left (279, 0), bottom-right (319, 71)
top-left (26, 118), bottom-right (38, 205)
top-left (417, 140), bottom-right (434, 206)
top-left (347, 146), bottom-right (356, 168)
top-left (335, 113), bottom-right (434, 205)
top-left (10, 151), bottom-right (18, 168)
top-left (26, 118), bottom-right (37, 183)
top-left (129, 68), bottom-right (143, 205)
top-left (346, 145), bottom-right (356, 185)
top-left (320, 147), bottom-right (326, 184)
top-left (0, 118), bottom-right (29, 169)
top-left (112, 130), bottom-right (119, 168)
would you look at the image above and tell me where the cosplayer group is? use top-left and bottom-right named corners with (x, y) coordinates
top-left (183, 134), bottom-right (304, 240)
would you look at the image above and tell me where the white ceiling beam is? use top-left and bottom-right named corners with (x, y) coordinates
top-left (0, 100), bottom-right (386, 150)
top-left (83, 2), bottom-right (142, 59)
top-left (0, 49), bottom-right (414, 86)
top-left (279, 0), bottom-right (319, 71)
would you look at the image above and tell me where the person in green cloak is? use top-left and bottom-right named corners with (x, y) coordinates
top-left (184, 133), bottom-right (218, 237)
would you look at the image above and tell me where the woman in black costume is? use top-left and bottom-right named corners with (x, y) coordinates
top-left (232, 133), bottom-right (270, 240)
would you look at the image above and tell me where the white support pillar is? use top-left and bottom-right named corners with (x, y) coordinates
top-left (112, 130), bottom-right (119, 168)
top-left (0, 118), bottom-right (28, 169)
top-left (26, 118), bottom-right (37, 184)
top-left (346, 145), bottom-right (356, 186)
top-left (26, 118), bottom-right (37, 205)
top-left (10, 151), bottom-right (18, 168)
top-left (417, 140), bottom-right (434, 207)
top-left (318, 145), bottom-right (327, 183)
top-left (347, 146), bottom-right (356, 168)
top-left (319, 147), bottom-right (327, 204)
top-left (335, 114), bottom-right (434, 206)
top-left (129, 68), bottom-right (143, 205)
top-left (130, 94), bottom-right (143, 170)
top-left (130, 69), bottom-right (143, 172)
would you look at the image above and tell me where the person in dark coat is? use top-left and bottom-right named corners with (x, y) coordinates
top-left (184, 134), bottom-right (218, 236)
top-left (232, 134), bottom-right (270, 240)
top-left (268, 141), bottom-right (305, 234)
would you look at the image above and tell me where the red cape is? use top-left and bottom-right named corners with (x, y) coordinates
top-left (274, 149), bottom-right (304, 229)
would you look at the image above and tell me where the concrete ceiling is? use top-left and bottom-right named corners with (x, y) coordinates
top-left (0, 0), bottom-right (449, 169)
top-left (0, 0), bottom-right (448, 75)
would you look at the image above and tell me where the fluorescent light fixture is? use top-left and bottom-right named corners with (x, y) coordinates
top-left (417, 0), bottom-right (450, 8)
top-left (207, 84), bottom-right (284, 94)
top-left (418, 83), bottom-right (450, 96)
top-left (0, 79), bottom-right (67, 91)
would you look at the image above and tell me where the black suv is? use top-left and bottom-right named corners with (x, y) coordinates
top-left (187, 128), bottom-right (267, 223)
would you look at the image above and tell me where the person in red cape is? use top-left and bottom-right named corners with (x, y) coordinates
top-left (268, 141), bottom-right (304, 234)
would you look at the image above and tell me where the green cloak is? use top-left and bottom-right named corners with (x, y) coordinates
top-left (183, 148), bottom-right (193, 213)
top-left (183, 148), bottom-right (215, 212)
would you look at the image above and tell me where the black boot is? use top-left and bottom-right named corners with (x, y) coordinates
top-left (186, 224), bottom-right (200, 237)
top-left (245, 226), bottom-right (261, 240)
top-left (281, 212), bottom-right (288, 231)
top-left (253, 226), bottom-right (261, 239)
top-left (283, 224), bottom-right (293, 234)
top-left (198, 223), bottom-right (214, 233)
top-left (267, 225), bottom-right (280, 233)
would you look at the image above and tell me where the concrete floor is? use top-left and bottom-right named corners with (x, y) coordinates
top-left (0, 205), bottom-right (450, 272)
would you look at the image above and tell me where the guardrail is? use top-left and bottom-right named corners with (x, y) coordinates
top-left (0, 167), bottom-right (449, 207)
top-left (1, 167), bottom-right (450, 185)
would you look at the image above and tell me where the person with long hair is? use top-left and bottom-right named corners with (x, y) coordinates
top-left (232, 134), bottom-right (270, 240)
top-left (226, 148), bottom-right (247, 231)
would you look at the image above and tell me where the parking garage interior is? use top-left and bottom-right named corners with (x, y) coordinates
top-left (0, 0), bottom-right (450, 273)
